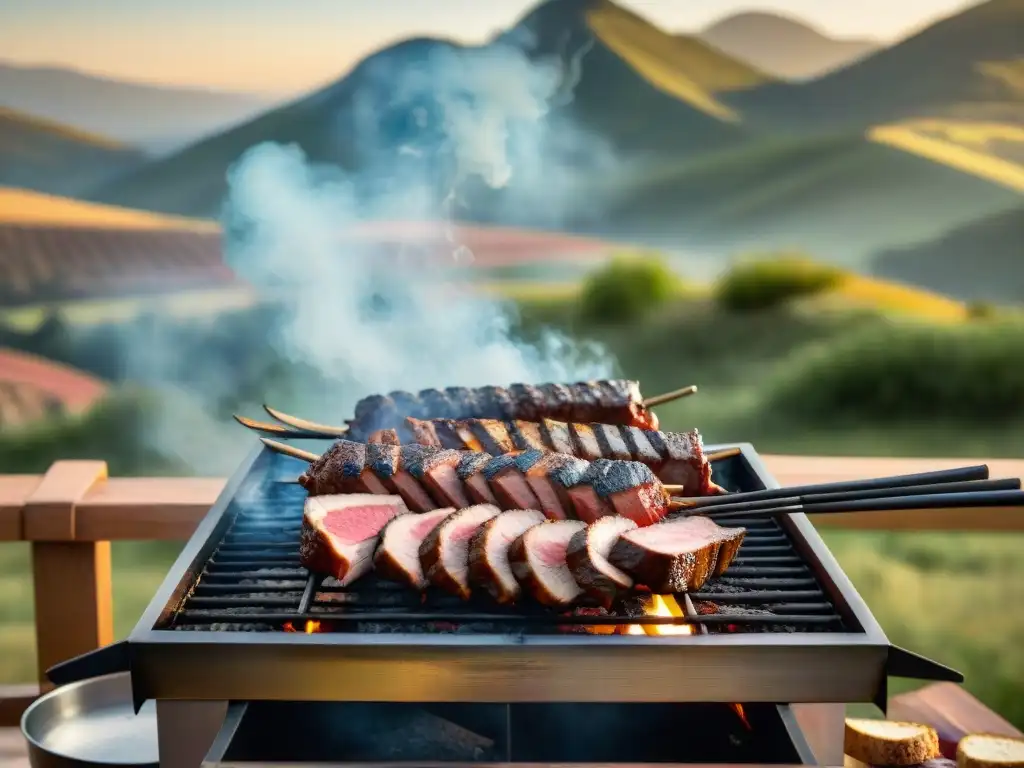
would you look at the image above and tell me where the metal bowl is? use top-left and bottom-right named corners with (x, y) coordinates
top-left (20, 672), bottom-right (158, 768)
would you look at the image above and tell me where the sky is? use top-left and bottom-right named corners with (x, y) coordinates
top-left (0, 0), bottom-right (984, 94)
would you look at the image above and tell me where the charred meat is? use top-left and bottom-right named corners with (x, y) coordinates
top-left (345, 379), bottom-right (658, 438)
top-left (468, 508), bottom-right (547, 603)
top-left (608, 516), bottom-right (747, 593)
top-left (298, 441), bottom-right (674, 527)
top-left (399, 417), bottom-right (709, 496)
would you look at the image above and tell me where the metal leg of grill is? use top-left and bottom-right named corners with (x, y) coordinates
top-left (156, 700), bottom-right (229, 768)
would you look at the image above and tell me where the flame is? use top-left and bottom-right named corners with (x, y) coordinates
top-left (730, 703), bottom-right (752, 731)
top-left (621, 594), bottom-right (694, 636)
top-left (282, 620), bottom-right (322, 633)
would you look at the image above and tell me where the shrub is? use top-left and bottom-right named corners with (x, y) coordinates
top-left (715, 254), bottom-right (844, 312)
top-left (578, 252), bottom-right (679, 324)
top-left (761, 319), bottom-right (1024, 424)
top-left (0, 388), bottom-right (184, 476)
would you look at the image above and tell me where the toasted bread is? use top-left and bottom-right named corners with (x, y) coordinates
top-left (845, 718), bottom-right (940, 767)
top-left (957, 734), bottom-right (1024, 768)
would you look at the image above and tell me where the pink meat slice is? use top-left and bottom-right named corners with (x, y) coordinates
top-left (509, 520), bottom-right (587, 608)
top-left (468, 509), bottom-right (547, 603)
top-left (299, 494), bottom-right (410, 586)
top-left (608, 516), bottom-right (747, 593)
top-left (419, 504), bottom-right (502, 599)
top-left (566, 516), bottom-right (637, 609)
top-left (373, 507), bottom-right (457, 589)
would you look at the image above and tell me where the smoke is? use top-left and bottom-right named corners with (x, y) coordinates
top-left (220, 41), bottom-right (618, 414)
top-left (117, 35), bottom-right (623, 472)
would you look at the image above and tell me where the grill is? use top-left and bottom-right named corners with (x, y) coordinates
top-left (48, 441), bottom-right (963, 767)
top-left (171, 459), bottom-right (844, 635)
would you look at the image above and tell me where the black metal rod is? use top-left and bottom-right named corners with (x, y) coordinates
top-left (687, 478), bottom-right (1021, 517)
top-left (173, 611), bottom-right (838, 626)
top-left (708, 489), bottom-right (1024, 521)
top-left (673, 464), bottom-right (992, 508)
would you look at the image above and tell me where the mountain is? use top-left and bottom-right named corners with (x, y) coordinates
top-left (0, 62), bottom-right (276, 152)
top-left (0, 108), bottom-right (145, 196)
top-left (88, 0), bottom-right (767, 218)
top-left (728, 0), bottom-right (1024, 130)
top-left (698, 12), bottom-right (879, 80)
top-left (872, 205), bottom-right (1024, 303)
top-left (595, 131), bottom-right (1023, 267)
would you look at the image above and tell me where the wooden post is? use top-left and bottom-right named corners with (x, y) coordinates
top-left (22, 461), bottom-right (113, 689)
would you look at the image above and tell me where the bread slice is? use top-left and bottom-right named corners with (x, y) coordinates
top-left (957, 734), bottom-right (1024, 768)
top-left (845, 718), bottom-right (940, 767)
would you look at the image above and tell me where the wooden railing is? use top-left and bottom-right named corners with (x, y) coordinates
top-left (1, 455), bottom-right (1023, 728)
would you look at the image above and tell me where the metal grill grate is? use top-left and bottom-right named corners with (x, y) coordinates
top-left (168, 452), bottom-right (849, 634)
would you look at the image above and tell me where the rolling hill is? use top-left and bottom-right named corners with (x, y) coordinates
top-left (728, 0), bottom-right (1024, 130)
top-left (0, 62), bottom-right (275, 153)
top-left (0, 108), bottom-right (145, 196)
top-left (698, 12), bottom-right (879, 80)
top-left (87, 0), bottom-right (764, 218)
top-left (872, 205), bottom-right (1024, 303)
top-left (594, 132), bottom-right (1023, 267)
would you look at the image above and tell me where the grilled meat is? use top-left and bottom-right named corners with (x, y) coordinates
top-left (298, 441), bottom-right (673, 527)
top-left (468, 508), bottom-right (547, 603)
top-left (345, 379), bottom-right (658, 438)
top-left (373, 507), bottom-right (456, 589)
top-left (608, 516), bottom-right (747, 593)
top-left (566, 516), bottom-right (637, 608)
top-left (509, 520), bottom-right (588, 608)
top-left (400, 417), bottom-right (709, 496)
top-left (299, 494), bottom-right (410, 586)
top-left (419, 504), bottom-right (503, 599)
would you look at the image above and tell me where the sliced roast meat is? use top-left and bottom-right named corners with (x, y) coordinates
top-left (608, 516), bottom-right (747, 592)
top-left (540, 418), bottom-right (575, 455)
top-left (522, 452), bottom-right (574, 521)
top-left (299, 494), bottom-right (410, 585)
top-left (405, 447), bottom-right (472, 509)
top-left (469, 419), bottom-right (516, 456)
top-left (405, 417), bottom-right (444, 447)
top-left (468, 508), bottom-right (547, 603)
top-left (568, 422), bottom-right (603, 461)
top-left (648, 430), bottom-right (709, 496)
top-left (620, 426), bottom-right (663, 468)
top-left (390, 445), bottom-right (440, 512)
top-left (509, 520), bottom-right (587, 608)
top-left (374, 507), bottom-right (457, 589)
top-left (483, 455), bottom-right (542, 511)
top-left (513, 420), bottom-right (547, 451)
top-left (366, 442), bottom-right (401, 495)
top-left (419, 504), bottom-right (502, 599)
top-left (566, 516), bottom-right (638, 608)
top-left (457, 452), bottom-right (500, 506)
top-left (584, 459), bottom-right (669, 527)
top-left (592, 423), bottom-right (632, 461)
top-left (679, 515), bottom-right (747, 575)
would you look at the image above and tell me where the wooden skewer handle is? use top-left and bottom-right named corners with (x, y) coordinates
top-left (642, 384), bottom-right (698, 408)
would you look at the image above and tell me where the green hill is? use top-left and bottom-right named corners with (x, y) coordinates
top-left (872, 205), bottom-right (1024, 303)
top-left (88, 0), bottom-right (763, 218)
top-left (595, 132), bottom-right (1023, 266)
top-left (0, 108), bottom-right (145, 196)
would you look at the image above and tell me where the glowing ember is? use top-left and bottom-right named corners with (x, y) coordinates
top-left (282, 620), bottom-right (322, 633)
top-left (730, 703), bottom-right (752, 731)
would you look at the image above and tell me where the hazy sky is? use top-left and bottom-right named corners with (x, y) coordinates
top-left (0, 0), bottom-right (983, 94)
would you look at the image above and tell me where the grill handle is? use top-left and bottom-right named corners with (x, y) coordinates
top-left (46, 639), bottom-right (131, 687)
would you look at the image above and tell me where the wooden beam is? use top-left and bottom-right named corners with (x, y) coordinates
top-left (74, 477), bottom-right (225, 540)
top-left (23, 462), bottom-right (113, 689)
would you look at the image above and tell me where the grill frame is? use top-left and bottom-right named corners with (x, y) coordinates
top-left (110, 440), bottom-right (961, 708)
